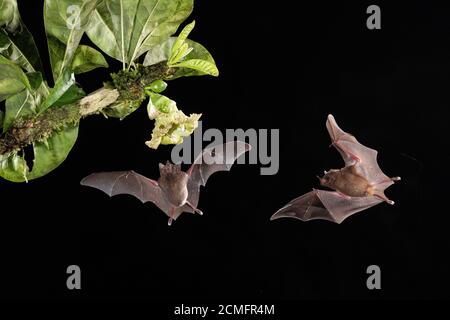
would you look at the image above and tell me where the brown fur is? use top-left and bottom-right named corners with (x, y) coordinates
top-left (157, 162), bottom-right (189, 206)
top-left (320, 165), bottom-right (371, 197)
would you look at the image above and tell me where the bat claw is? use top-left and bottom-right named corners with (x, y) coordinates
top-left (168, 218), bottom-right (173, 226)
top-left (392, 176), bottom-right (401, 181)
top-left (387, 200), bottom-right (395, 205)
top-left (186, 201), bottom-right (203, 215)
top-left (193, 208), bottom-right (203, 215)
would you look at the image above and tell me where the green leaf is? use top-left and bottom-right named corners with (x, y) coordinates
top-left (144, 37), bottom-right (218, 78)
top-left (71, 45), bottom-right (108, 74)
top-left (0, 54), bottom-right (30, 101)
top-left (0, 0), bottom-right (45, 75)
top-left (3, 72), bottom-right (47, 133)
top-left (171, 59), bottom-right (219, 77)
top-left (51, 84), bottom-right (85, 108)
top-left (0, 26), bottom-right (45, 75)
top-left (0, 124), bottom-right (79, 182)
top-left (169, 42), bottom-right (190, 65)
top-left (145, 92), bottom-right (200, 149)
top-left (168, 20), bottom-right (195, 64)
top-left (0, 152), bottom-right (28, 182)
top-left (47, 40), bottom-right (108, 76)
top-left (147, 91), bottom-right (176, 117)
top-left (0, 0), bottom-right (20, 31)
top-left (26, 72), bottom-right (43, 91)
top-left (145, 79), bottom-right (167, 93)
top-left (0, 78), bottom-right (24, 102)
top-left (39, 71), bottom-right (85, 113)
top-left (3, 90), bottom-right (35, 132)
top-left (103, 99), bottom-right (141, 120)
top-left (86, 0), bottom-right (193, 66)
top-left (29, 125), bottom-right (79, 180)
top-left (44, 0), bottom-right (101, 81)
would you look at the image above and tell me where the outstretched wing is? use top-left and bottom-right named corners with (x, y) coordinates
top-left (271, 190), bottom-right (382, 224)
top-left (326, 114), bottom-right (392, 185)
top-left (80, 171), bottom-right (171, 214)
top-left (185, 141), bottom-right (251, 210)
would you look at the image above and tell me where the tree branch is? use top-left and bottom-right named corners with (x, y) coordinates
top-left (0, 62), bottom-right (175, 155)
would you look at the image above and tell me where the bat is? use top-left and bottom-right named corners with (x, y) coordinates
top-left (81, 141), bottom-right (251, 226)
top-left (271, 114), bottom-right (401, 224)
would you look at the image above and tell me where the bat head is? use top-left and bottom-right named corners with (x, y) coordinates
top-left (158, 161), bottom-right (182, 175)
top-left (158, 162), bottom-right (189, 207)
top-left (318, 169), bottom-right (340, 189)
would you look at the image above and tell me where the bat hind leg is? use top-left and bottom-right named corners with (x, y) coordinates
top-left (373, 191), bottom-right (395, 205)
top-left (186, 201), bottom-right (203, 216)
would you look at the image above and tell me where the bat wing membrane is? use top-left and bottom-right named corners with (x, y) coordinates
top-left (185, 141), bottom-right (251, 210)
top-left (80, 171), bottom-right (171, 214)
top-left (271, 191), bottom-right (334, 222)
top-left (271, 190), bottom-right (382, 224)
top-left (326, 114), bottom-right (392, 184)
top-left (316, 190), bottom-right (382, 223)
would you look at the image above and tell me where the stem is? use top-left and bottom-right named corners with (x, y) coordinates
top-left (0, 62), bottom-right (175, 156)
top-left (0, 88), bottom-right (119, 155)
top-left (79, 87), bottom-right (120, 116)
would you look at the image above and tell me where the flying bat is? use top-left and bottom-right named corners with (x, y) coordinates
top-left (271, 114), bottom-right (400, 224)
top-left (81, 141), bottom-right (251, 226)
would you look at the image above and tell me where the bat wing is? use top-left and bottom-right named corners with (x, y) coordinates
top-left (184, 141), bottom-right (251, 210)
top-left (271, 190), bottom-right (382, 224)
top-left (80, 171), bottom-right (172, 214)
top-left (326, 114), bottom-right (393, 186)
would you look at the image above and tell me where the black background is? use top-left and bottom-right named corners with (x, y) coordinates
top-left (0, 0), bottom-right (449, 302)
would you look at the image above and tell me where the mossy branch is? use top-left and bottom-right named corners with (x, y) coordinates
top-left (0, 62), bottom-right (175, 155)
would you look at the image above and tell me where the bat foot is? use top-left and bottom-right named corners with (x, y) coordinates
top-left (374, 193), bottom-right (395, 205)
top-left (193, 208), bottom-right (203, 216)
top-left (192, 208), bottom-right (204, 215)
top-left (186, 201), bottom-right (203, 215)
